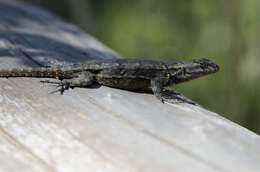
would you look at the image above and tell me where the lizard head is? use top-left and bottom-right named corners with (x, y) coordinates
top-left (166, 58), bottom-right (219, 84)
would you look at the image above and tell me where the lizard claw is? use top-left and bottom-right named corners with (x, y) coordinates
top-left (40, 80), bottom-right (70, 94)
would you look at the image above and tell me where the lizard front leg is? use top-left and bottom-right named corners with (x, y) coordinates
top-left (151, 78), bottom-right (168, 103)
top-left (159, 88), bottom-right (198, 105)
top-left (41, 71), bottom-right (95, 94)
top-left (151, 78), bottom-right (197, 105)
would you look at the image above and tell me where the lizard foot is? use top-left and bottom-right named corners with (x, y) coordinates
top-left (40, 80), bottom-right (70, 94)
top-left (160, 88), bottom-right (199, 105)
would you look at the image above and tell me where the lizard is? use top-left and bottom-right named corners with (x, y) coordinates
top-left (0, 58), bottom-right (219, 103)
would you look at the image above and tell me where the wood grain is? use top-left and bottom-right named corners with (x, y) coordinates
top-left (0, 0), bottom-right (259, 172)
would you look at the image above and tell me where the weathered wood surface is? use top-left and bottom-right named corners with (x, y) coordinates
top-left (0, 0), bottom-right (259, 172)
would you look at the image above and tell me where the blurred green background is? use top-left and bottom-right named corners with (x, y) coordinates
top-left (23, 0), bottom-right (260, 134)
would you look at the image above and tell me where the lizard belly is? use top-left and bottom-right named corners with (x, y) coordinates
top-left (96, 76), bottom-right (150, 90)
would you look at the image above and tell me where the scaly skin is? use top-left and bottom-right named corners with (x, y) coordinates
top-left (0, 58), bottom-right (219, 103)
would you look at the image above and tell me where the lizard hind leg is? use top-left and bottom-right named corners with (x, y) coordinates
top-left (41, 71), bottom-right (95, 94)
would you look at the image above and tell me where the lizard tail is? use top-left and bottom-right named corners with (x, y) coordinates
top-left (0, 67), bottom-right (60, 78)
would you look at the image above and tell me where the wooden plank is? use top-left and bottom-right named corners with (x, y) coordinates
top-left (0, 0), bottom-right (259, 172)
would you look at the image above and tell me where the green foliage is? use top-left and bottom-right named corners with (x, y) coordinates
top-left (26, 0), bottom-right (260, 133)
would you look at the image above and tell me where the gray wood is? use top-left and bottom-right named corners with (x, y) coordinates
top-left (0, 0), bottom-right (259, 172)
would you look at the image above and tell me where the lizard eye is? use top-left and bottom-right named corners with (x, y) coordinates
top-left (200, 62), bottom-right (208, 69)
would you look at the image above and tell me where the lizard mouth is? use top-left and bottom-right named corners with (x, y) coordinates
top-left (200, 59), bottom-right (219, 73)
top-left (173, 58), bottom-right (219, 83)
top-left (191, 58), bottom-right (219, 74)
